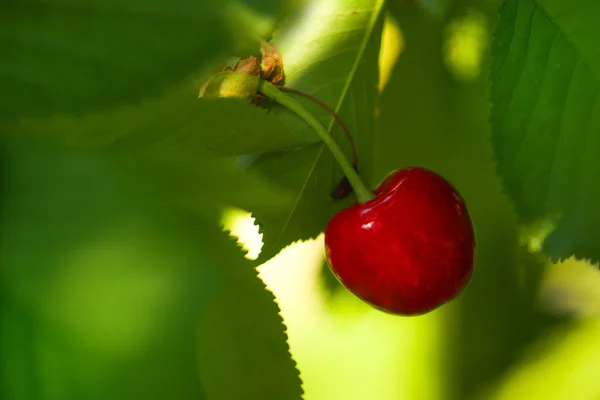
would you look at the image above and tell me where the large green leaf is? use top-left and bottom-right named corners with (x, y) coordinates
top-left (0, 138), bottom-right (302, 400)
top-left (489, 0), bottom-right (600, 262)
top-left (7, 84), bottom-right (316, 157)
top-left (0, 0), bottom-right (281, 118)
top-left (4, 83), bottom-right (301, 216)
top-left (139, 149), bottom-right (295, 216)
top-left (249, 0), bottom-right (385, 263)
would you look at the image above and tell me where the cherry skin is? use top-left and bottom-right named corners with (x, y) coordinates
top-left (324, 167), bottom-right (476, 315)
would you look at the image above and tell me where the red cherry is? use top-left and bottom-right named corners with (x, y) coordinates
top-left (324, 167), bottom-right (476, 315)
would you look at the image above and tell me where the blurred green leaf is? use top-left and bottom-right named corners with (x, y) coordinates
top-left (250, 0), bottom-right (385, 263)
top-left (0, 0), bottom-right (282, 118)
top-left (8, 84), bottom-right (315, 157)
top-left (139, 147), bottom-right (295, 216)
top-left (0, 137), bottom-right (302, 400)
top-left (4, 84), bottom-right (299, 215)
top-left (378, 4), bottom-right (560, 399)
top-left (489, 0), bottom-right (600, 262)
top-left (415, 0), bottom-right (501, 19)
top-left (417, 0), bottom-right (452, 17)
top-left (236, 0), bottom-right (283, 15)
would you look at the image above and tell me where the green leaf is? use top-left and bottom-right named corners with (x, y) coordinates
top-left (197, 232), bottom-right (304, 400)
top-left (416, 0), bottom-right (452, 17)
top-left (0, 0), bottom-right (281, 118)
top-left (489, 0), bottom-right (600, 262)
top-left (0, 137), bottom-right (302, 400)
top-left (8, 84), bottom-right (316, 157)
top-left (250, 0), bottom-right (385, 263)
top-left (6, 85), bottom-right (299, 216)
top-left (241, 0), bottom-right (283, 14)
top-left (416, 0), bottom-right (501, 18)
top-left (140, 148), bottom-right (296, 216)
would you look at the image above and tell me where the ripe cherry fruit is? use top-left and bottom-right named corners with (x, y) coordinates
top-left (324, 167), bottom-right (476, 315)
top-left (225, 58), bottom-right (476, 315)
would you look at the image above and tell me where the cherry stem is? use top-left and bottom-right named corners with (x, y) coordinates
top-left (258, 80), bottom-right (375, 203)
top-left (274, 85), bottom-right (358, 171)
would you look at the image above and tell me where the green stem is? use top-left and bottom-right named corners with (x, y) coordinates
top-left (258, 80), bottom-right (375, 203)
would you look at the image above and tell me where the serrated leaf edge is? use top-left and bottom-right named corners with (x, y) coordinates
top-left (221, 228), bottom-right (305, 398)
